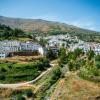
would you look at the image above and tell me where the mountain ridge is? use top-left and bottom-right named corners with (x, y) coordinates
top-left (0, 16), bottom-right (100, 34)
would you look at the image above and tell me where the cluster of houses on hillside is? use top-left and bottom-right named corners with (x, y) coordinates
top-left (0, 40), bottom-right (45, 58)
top-left (45, 34), bottom-right (78, 47)
top-left (0, 34), bottom-right (100, 58)
top-left (45, 34), bottom-right (100, 55)
top-left (70, 42), bottom-right (100, 55)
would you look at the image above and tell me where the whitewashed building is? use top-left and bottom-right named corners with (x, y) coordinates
top-left (0, 40), bottom-right (45, 58)
top-left (0, 52), bottom-right (9, 58)
top-left (0, 40), bottom-right (21, 52)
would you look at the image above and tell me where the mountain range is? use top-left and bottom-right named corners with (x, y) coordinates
top-left (0, 16), bottom-right (100, 35)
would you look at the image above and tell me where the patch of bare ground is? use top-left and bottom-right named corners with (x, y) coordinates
top-left (0, 55), bottom-right (42, 64)
top-left (0, 86), bottom-right (35, 98)
top-left (50, 73), bottom-right (100, 100)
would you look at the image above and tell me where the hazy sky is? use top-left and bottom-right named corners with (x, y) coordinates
top-left (0, 0), bottom-right (100, 31)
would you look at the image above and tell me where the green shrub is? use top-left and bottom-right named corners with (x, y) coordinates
top-left (95, 54), bottom-right (100, 61)
top-left (46, 48), bottom-right (57, 60)
top-left (17, 95), bottom-right (26, 100)
top-left (58, 48), bottom-right (67, 65)
top-left (96, 64), bottom-right (100, 69)
top-left (0, 75), bottom-right (5, 80)
top-left (74, 48), bottom-right (84, 57)
top-left (25, 89), bottom-right (33, 98)
top-left (68, 61), bottom-right (74, 71)
top-left (79, 65), bottom-right (99, 80)
top-left (1, 67), bottom-right (7, 72)
top-left (87, 50), bottom-right (95, 60)
top-left (51, 67), bottom-right (61, 80)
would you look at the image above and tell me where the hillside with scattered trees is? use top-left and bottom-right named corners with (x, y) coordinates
top-left (0, 16), bottom-right (100, 42)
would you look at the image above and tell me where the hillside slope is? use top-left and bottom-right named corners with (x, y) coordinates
top-left (0, 16), bottom-right (100, 34)
top-left (50, 73), bottom-right (100, 100)
top-left (1, 16), bottom-right (100, 42)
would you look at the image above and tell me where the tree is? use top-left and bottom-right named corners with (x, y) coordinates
top-left (36, 61), bottom-right (44, 71)
top-left (51, 67), bottom-right (61, 80)
top-left (68, 61), bottom-right (74, 71)
top-left (38, 38), bottom-right (47, 47)
top-left (0, 24), bottom-right (27, 39)
top-left (46, 48), bottom-right (57, 60)
top-left (13, 28), bottom-right (24, 37)
top-left (40, 57), bottom-right (50, 68)
top-left (74, 48), bottom-right (83, 58)
top-left (36, 57), bottom-right (50, 71)
top-left (58, 47), bottom-right (67, 66)
top-left (87, 50), bottom-right (95, 60)
top-left (67, 51), bottom-right (76, 61)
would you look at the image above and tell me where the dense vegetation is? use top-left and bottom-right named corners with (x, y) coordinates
top-left (0, 24), bottom-right (32, 40)
top-left (0, 57), bottom-right (50, 83)
top-left (31, 48), bottom-right (100, 99)
top-left (11, 89), bottom-right (34, 100)
top-left (58, 48), bottom-right (100, 82)
top-left (35, 66), bottom-right (61, 99)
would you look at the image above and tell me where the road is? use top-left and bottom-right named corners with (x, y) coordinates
top-left (0, 64), bottom-right (55, 89)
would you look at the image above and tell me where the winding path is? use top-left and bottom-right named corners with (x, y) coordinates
top-left (0, 64), bottom-right (55, 89)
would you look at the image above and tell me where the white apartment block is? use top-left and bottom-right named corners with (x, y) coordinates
top-left (0, 40), bottom-right (21, 52)
top-left (0, 40), bottom-right (45, 58)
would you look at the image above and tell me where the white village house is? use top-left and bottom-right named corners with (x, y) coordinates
top-left (0, 40), bottom-right (45, 58)
top-left (0, 52), bottom-right (9, 58)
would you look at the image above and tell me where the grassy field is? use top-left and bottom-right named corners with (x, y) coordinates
top-left (0, 62), bottom-right (39, 83)
top-left (0, 57), bottom-right (50, 83)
